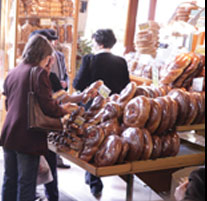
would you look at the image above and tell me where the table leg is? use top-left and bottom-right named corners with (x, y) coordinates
top-left (126, 174), bottom-right (134, 201)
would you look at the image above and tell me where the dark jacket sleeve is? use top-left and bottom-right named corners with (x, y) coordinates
top-left (49, 72), bottom-right (63, 93)
top-left (36, 68), bottom-right (66, 118)
top-left (122, 58), bottom-right (130, 86)
top-left (73, 54), bottom-right (93, 91)
top-left (57, 51), bottom-right (69, 90)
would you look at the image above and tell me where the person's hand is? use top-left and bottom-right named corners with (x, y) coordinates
top-left (82, 80), bottom-right (103, 104)
top-left (62, 102), bottom-right (79, 114)
top-left (174, 179), bottom-right (189, 201)
top-left (60, 81), bottom-right (67, 90)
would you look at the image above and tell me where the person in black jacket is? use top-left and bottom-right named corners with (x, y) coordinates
top-left (73, 29), bottom-right (130, 197)
top-left (73, 29), bottom-right (130, 95)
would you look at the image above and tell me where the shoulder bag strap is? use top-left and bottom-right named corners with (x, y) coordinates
top-left (29, 67), bottom-right (38, 93)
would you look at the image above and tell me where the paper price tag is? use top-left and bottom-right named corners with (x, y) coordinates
top-left (152, 65), bottom-right (159, 87)
top-left (58, 20), bottom-right (65, 26)
top-left (139, 22), bottom-right (150, 31)
top-left (74, 116), bottom-right (85, 126)
top-left (192, 77), bottom-right (204, 92)
top-left (188, 33), bottom-right (194, 52)
top-left (98, 85), bottom-right (111, 99)
top-left (40, 18), bottom-right (51, 26)
top-left (195, 45), bottom-right (205, 56)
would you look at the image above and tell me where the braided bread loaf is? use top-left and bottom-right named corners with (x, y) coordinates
top-left (123, 96), bottom-right (151, 128)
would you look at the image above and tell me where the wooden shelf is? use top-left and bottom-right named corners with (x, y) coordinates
top-left (49, 141), bottom-right (205, 177)
top-left (176, 124), bottom-right (205, 132)
top-left (19, 16), bottom-right (74, 20)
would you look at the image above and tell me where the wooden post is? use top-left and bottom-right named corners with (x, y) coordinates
top-left (148, 0), bottom-right (157, 21)
top-left (124, 0), bottom-right (139, 54)
top-left (14, 0), bottom-right (19, 67)
top-left (69, 0), bottom-right (80, 94)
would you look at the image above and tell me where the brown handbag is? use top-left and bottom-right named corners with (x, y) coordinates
top-left (28, 67), bottom-right (63, 131)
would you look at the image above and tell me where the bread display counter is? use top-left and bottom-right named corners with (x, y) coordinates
top-left (49, 140), bottom-right (205, 201)
top-left (47, 79), bottom-right (205, 200)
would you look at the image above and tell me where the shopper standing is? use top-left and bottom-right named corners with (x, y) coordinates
top-left (29, 29), bottom-right (70, 201)
top-left (0, 34), bottom-right (74, 201)
top-left (73, 29), bottom-right (130, 197)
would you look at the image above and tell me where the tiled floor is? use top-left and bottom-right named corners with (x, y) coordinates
top-left (0, 148), bottom-right (168, 201)
top-left (57, 159), bottom-right (165, 201)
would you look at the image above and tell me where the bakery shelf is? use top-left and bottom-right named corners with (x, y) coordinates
top-left (0, 0), bottom-right (80, 95)
top-left (48, 141), bottom-right (205, 177)
top-left (176, 124), bottom-right (205, 132)
top-left (48, 129), bottom-right (205, 201)
top-left (19, 16), bottom-right (74, 21)
top-left (131, 141), bottom-right (204, 174)
top-left (176, 123), bottom-right (205, 147)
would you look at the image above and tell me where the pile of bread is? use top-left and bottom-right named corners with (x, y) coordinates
top-left (171, 1), bottom-right (199, 22)
top-left (135, 21), bottom-right (160, 58)
top-left (160, 52), bottom-right (205, 90)
top-left (127, 52), bottom-right (205, 91)
top-left (62, 0), bottom-right (74, 17)
top-left (129, 59), bottom-right (164, 80)
top-left (49, 79), bottom-right (205, 167)
top-left (20, 0), bottom-right (73, 17)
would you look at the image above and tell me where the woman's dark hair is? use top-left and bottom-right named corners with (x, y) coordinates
top-left (22, 34), bottom-right (54, 66)
top-left (92, 29), bottom-right (117, 49)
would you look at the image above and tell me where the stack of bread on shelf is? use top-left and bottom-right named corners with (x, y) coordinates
top-left (20, 0), bottom-right (74, 17)
top-left (50, 0), bottom-right (62, 17)
top-left (48, 73), bottom-right (205, 166)
top-left (127, 51), bottom-right (205, 92)
top-left (62, 0), bottom-right (74, 17)
top-left (135, 21), bottom-right (160, 58)
top-left (21, 0), bottom-right (39, 16)
top-left (17, 0), bottom-right (74, 65)
top-left (172, 1), bottom-right (199, 22)
top-left (38, 0), bottom-right (50, 16)
top-left (19, 0), bottom-right (26, 17)
top-left (20, 20), bottom-right (35, 42)
top-left (160, 52), bottom-right (205, 89)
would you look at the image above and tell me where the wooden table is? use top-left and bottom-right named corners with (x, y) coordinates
top-left (49, 141), bottom-right (205, 201)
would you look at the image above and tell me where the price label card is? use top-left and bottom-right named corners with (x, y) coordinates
top-left (139, 22), bottom-right (150, 31)
top-left (74, 116), bottom-right (85, 126)
top-left (58, 20), bottom-right (65, 26)
top-left (152, 65), bottom-right (159, 87)
top-left (98, 85), bottom-right (111, 99)
top-left (192, 77), bottom-right (204, 92)
top-left (40, 18), bottom-right (52, 26)
top-left (195, 45), bottom-right (205, 56)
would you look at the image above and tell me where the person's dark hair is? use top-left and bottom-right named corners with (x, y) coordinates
top-left (183, 167), bottom-right (205, 201)
top-left (22, 34), bottom-right (54, 66)
top-left (92, 29), bottom-right (117, 49)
